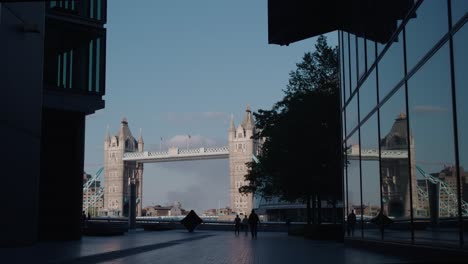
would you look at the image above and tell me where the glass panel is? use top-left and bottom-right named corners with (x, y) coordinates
top-left (69, 50), bottom-right (73, 89)
top-left (379, 87), bottom-right (412, 242)
top-left (90, 0), bottom-right (95, 19)
top-left (97, 0), bottom-right (102, 20)
top-left (57, 54), bottom-right (61, 87)
top-left (405, 0), bottom-right (448, 71)
top-left (358, 36), bottom-right (366, 80)
top-left (361, 114), bottom-right (381, 239)
top-left (451, 0), bottom-right (468, 27)
top-left (366, 39), bottom-right (375, 69)
top-left (88, 40), bottom-right (93, 92)
top-left (408, 43), bottom-right (459, 246)
top-left (359, 69), bottom-right (377, 121)
top-left (346, 95), bottom-right (359, 135)
top-left (377, 32), bottom-right (404, 102)
top-left (350, 34), bottom-right (357, 91)
top-left (453, 24), bottom-right (468, 248)
top-left (344, 32), bottom-right (350, 102)
top-left (344, 153), bottom-right (349, 217)
top-left (340, 32), bottom-right (347, 106)
top-left (95, 38), bottom-right (100, 92)
top-left (346, 132), bottom-right (361, 237)
top-left (62, 51), bottom-right (67, 88)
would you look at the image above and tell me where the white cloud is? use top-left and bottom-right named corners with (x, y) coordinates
top-left (166, 134), bottom-right (219, 148)
top-left (413, 105), bottom-right (448, 113)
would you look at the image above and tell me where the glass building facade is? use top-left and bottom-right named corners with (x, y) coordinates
top-left (340, 0), bottom-right (467, 248)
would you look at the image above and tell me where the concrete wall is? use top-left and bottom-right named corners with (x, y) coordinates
top-left (0, 3), bottom-right (45, 246)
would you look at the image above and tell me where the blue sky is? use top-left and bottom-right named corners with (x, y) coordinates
top-left (84, 0), bottom-right (338, 213)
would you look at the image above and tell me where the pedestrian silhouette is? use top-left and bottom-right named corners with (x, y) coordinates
top-left (82, 211), bottom-right (87, 229)
top-left (248, 209), bottom-right (260, 239)
top-left (234, 214), bottom-right (241, 236)
top-left (242, 215), bottom-right (249, 236)
top-left (347, 210), bottom-right (356, 236)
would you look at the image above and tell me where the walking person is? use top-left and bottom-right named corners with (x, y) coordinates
top-left (248, 209), bottom-right (260, 239)
top-left (347, 210), bottom-right (356, 236)
top-left (242, 215), bottom-right (249, 236)
top-left (234, 214), bottom-right (241, 236)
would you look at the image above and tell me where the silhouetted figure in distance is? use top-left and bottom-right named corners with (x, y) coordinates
top-left (82, 211), bottom-right (86, 223)
top-left (248, 209), bottom-right (260, 239)
top-left (234, 215), bottom-right (241, 236)
top-left (347, 210), bottom-right (357, 236)
top-left (82, 211), bottom-right (87, 230)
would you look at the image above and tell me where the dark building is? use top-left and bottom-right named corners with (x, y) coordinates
top-left (0, 0), bottom-right (106, 246)
top-left (268, 0), bottom-right (467, 248)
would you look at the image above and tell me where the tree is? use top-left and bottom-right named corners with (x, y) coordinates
top-left (239, 35), bottom-right (341, 225)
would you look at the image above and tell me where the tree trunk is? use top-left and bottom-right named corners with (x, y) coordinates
top-left (306, 194), bottom-right (311, 225)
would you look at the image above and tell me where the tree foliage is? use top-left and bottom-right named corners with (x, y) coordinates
top-left (239, 35), bottom-right (341, 205)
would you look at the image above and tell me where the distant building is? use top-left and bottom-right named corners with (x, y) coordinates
top-left (82, 173), bottom-right (104, 216)
top-left (203, 209), bottom-right (218, 216)
top-left (203, 207), bottom-right (232, 217)
top-left (143, 202), bottom-right (187, 217)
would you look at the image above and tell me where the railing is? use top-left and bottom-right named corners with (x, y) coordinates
top-left (346, 147), bottom-right (408, 160)
top-left (123, 147), bottom-right (230, 162)
top-left (179, 148), bottom-right (201, 155)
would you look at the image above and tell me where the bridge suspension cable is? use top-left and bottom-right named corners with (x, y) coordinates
top-left (416, 165), bottom-right (468, 217)
top-left (83, 167), bottom-right (104, 211)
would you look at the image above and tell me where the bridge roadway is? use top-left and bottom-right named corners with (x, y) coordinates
top-left (347, 147), bottom-right (408, 160)
top-left (123, 146), bottom-right (230, 163)
top-left (122, 146), bottom-right (407, 163)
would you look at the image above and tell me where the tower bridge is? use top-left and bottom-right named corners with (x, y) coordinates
top-left (87, 111), bottom-right (468, 219)
top-left (101, 107), bottom-right (259, 217)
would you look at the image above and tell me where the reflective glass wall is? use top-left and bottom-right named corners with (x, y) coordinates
top-left (340, 0), bottom-right (467, 248)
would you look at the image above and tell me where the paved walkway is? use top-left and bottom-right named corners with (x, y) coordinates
top-left (0, 230), bottom-right (422, 263)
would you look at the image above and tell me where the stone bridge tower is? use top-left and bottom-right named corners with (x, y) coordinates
top-left (229, 106), bottom-right (259, 215)
top-left (103, 118), bottom-right (144, 216)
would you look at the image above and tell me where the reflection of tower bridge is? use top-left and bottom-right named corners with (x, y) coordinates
top-left (84, 107), bottom-right (259, 217)
top-left (347, 146), bottom-right (468, 217)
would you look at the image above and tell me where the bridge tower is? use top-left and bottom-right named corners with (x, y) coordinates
top-left (229, 106), bottom-right (258, 215)
top-left (103, 118), bottom-right (144, 216)
top-left (380, 113), bottom-right (418, 217)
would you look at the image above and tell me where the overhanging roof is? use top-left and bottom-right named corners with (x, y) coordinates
top-left (268, 0), bottom-right (415, 45)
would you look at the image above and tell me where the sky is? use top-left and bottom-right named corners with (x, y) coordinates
top-left (84, 0), bottom-right (338, 214)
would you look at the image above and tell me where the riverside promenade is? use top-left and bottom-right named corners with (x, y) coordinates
top-left (0, 230), bottom-right (452, 263)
